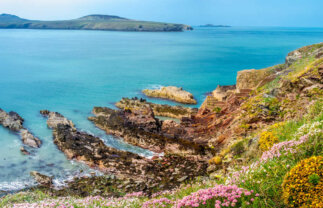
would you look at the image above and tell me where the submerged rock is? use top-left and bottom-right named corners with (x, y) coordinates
top-left (20, 147), bottom-right (31, 155)
top-left (116, 97), bottom-right (197, 119)
top-left (142, 86), bottom-right (197, 104)
top-left (30, 171), bottom-right (53, 187)
top-left (0, 109), bottom-right (41, 148)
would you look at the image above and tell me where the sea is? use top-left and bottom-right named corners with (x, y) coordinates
top-left (0, 26), bottom-right (322, 193)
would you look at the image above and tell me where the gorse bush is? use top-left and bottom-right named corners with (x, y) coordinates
top-left (209, 156), bottom-right (222, 165)
top-left (282, 156), bottom-right (323, 208)
top-left (258, 131), bottom-right (279, 151)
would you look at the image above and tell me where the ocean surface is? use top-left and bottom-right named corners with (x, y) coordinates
top-left (0, 27), bottom-right (323, 193)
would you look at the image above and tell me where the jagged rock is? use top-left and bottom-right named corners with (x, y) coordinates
top-left (116, 97), bottom-right (197, 119)
top-left (40, 111), bottom-right (75, 129)
top-left (285, 42), bottom-right (323, 66)
top-left (236, 69), bottom-right (276, 91)
top-left (20, 147), bottom-right (31, 155)
top-left (89, 106), bottom-right (208, 155)
top-left (142, 86), bottom-right (197, 104)
top-left (285, 50), bottom-right (302, 66)
top-left (0, 109), bottom-right (24, 131)
top-left (20, 129), bottom-right (41, 148)
top-left (212, 85), bottom-right (236, 101)
top-left (40, 110), bottom-right (50, 116)
top-left (40, 111), bottom-right (208, 194)
top-left (30, 171), bottom-right (53, 186)
top-left (0, 109), bottom-right (41, 148)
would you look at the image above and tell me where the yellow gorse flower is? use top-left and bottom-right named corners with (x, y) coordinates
top-left (282, 156), bottom-right (323, 208)
top-left (259, 131), bottom-right (279, 151)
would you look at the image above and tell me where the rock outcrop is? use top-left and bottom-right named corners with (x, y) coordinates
top-left (142, 86), bottom-right (197, 104)
top-left (116, 97), bottom-right (198, 119)
top-left (0, 109), bottom-right (41, 148)
top-left (89, 106), bottom-right (210, 155)
top-left (47, 153), bottom-right (207, 196)
top-left (40, 110), bottom-right (74, 129)
top-left (285, 42), bottom-right (323, 66)
top-left (30, 171), bottom-right (53, 187)
top-left (41, 110), bottom-right (145, 178)
top-left (20, 129), bottom-right (42, 148)
top-left (236, 68), bottom-right (274, 91)
top-left (212, 85), bottom-right (236, 101)
top-left (20, 147), bottom-right (31, 155)
top-left (40, 110), bottom-right (208, 193)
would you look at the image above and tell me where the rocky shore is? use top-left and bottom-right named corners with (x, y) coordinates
top-left (0, 109), bottom-right (41, 149)
top-left (88, 105), bottom-right (212, 155)
top-left (39, 110), bottom-right (208, 194)
top-left (142, 86), bottom-right (197, 104)
top-left (1, 43), bottom-right (322, 206)
top-left (116, 97), bottom-right (198, 119)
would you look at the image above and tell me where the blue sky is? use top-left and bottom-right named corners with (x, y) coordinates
top-left (1, 0), bottom-right (322, 27)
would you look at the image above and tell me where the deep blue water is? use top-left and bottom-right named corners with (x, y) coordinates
top-left (0, 27), bottom-right (322, 192)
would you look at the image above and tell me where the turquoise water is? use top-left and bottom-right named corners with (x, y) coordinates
top-left (0, 27), bottom-right (323, 192)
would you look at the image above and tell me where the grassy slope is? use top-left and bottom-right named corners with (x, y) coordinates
top-left (1, 44), bottom-right (322, 207)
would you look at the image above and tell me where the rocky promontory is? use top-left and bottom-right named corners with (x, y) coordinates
top-left (39, 110), bottom-right (208, 194)
top-left (142, 86), bottom-right (197, 104)
top-left (0, 109), bottom-right (41, 148)
top-left (116, 97), bottom-right (198, 119)
top-left (88, 106), bottom-right (209, 155)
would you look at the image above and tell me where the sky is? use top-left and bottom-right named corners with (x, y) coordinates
top-left (0, 0), bottom-right (323, 27)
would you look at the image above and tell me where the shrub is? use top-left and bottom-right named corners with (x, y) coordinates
top-left (209, 156), bottom-right (222, 165)
top-left (213, 107), bottom-right (222, 113)
top-left (282, 156), bottom-right (323, 208)
top-left (230, 140), bottom-right (245, 156)
top-left (259, 131), bottom-right (279, 151)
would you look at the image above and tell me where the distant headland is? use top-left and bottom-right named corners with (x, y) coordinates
top-left (199, 24), bottom-right (231, 27)
top-left (0, 13), bottom-right (193, 32)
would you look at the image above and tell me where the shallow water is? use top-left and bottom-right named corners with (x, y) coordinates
top-left (0, 27), bottom-right (322, 192)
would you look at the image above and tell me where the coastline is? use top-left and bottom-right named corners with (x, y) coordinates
top-left (0, 38), bottom-right (322, 207)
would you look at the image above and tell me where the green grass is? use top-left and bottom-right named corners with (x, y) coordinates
top-left (236, 99), bottom-right (323, 208)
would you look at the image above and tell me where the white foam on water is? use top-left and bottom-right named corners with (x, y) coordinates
top-left (0, 180), bottom-right (36, 192)
top-left (147, 84), bottom-right (163, 90)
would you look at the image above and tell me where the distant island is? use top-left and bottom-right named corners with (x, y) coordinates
top-left (199, 24), bottom-right (231, 27)
top-left (0, 14), bottom-right (193, 32)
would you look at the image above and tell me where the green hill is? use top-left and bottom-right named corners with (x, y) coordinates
top-left (0, 14), bottom-right (193, 32)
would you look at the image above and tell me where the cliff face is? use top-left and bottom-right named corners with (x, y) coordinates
top-left (196, 43), bottom-right (323, 149)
